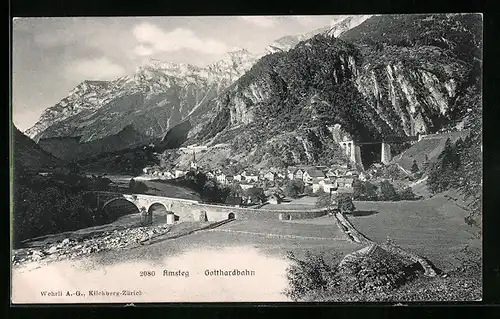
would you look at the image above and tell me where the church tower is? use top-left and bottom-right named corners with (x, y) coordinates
top-left (190, 151), bottom-right (198, 170)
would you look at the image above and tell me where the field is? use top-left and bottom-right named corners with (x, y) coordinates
top-left (216, 218), bottom-right (347, 239)
top-left (93, 225), bottom-right (363, 267)
top-left (261, 196), bottom-right (318, 210)
top-left (394, 130), bottom-right (470, 171)
top-left (142, 180), bottom-right (201, 200)
top-left (347, 194), bottom-right (481, 272)
top-left (105, 175), bottom-right (201, 201)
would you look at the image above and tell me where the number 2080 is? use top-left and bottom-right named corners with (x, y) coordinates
top-left (140, 270), bottom-right (156, 276)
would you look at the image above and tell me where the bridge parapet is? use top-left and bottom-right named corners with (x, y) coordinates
top-left (98, 192), bottom-right (330, 223)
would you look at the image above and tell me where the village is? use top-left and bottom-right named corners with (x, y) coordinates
top-left (140, 154), bottom-right (374, 207)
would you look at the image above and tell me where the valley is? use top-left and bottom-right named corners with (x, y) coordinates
top-left (11, 14), bottom-right (482, 303)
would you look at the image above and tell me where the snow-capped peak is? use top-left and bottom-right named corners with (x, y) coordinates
top-left (324, 15), bottom-right (373, 37)
top-left (265, 15), bottom-right (373, 54)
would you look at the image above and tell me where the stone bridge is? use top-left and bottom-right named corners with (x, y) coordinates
top-left (93, 192), bottom-right (328, 224)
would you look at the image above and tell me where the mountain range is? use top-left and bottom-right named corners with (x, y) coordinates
top-left (20, 14), bottom-right (482, 171)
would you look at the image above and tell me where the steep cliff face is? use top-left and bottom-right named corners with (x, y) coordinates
top-left (348, 46), bottom-right (469, 136)
top-left (187, 13), bottom-right (481, 168)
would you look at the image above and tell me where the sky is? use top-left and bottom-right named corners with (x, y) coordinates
top-left (12, 16), bottom-right (344, 131)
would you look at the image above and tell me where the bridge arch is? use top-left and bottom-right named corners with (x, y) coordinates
top-left (148, 202), bottom-right (180, 223)
top-left (101, 197), bottom-right (141, 222)
top-left (228, 212), bottom-right (235, 220)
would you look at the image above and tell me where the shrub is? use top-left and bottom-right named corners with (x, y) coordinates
top-left (284, 249), bottom-right (415, 301)
top-left (316, 192), bottom-right (334, 208)
top-left (411, 160), bottom-right (419, 174)
top-left (353, 179), bottom-right (379, 201)
top-left (285, 180), bottom-right (305, 198)
top-left (129, 178), bottom-right (149, 193)
top-left (337, 195), bottom-right (356, 213)
top-left (284, 251), bottom-right (339, 301)
top-left (304, 186), bottom-right (314, 196)
top-left (398, 187), bottom-right (418, 200)
top-left (379, 180), bottom-right (400, 201)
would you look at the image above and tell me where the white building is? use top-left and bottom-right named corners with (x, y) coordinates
top-left (303, 169), bottom-right (326, 185)
top-left (206, 171), bottom-right (215, 179)
top-left (216, 173), bottom-right (226, 184)
top-left (263, 172), bottom-right (276, 181)
top-left (312, 178), bottom-right (337, 193)
top-left (175, 170), bottom-right (187, 178)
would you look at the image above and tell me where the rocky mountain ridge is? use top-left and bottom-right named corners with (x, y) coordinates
top-left (265, 15), bottom-right (373, 54)
top-left (26, 49), bottom-right (259, 145)
top-left (181, 14), bottom-right (481, 169)
top-left (23, 14), bottom-right (481, 170)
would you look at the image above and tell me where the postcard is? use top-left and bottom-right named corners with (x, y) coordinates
top-left (11, 14), bottom-right (482, 303)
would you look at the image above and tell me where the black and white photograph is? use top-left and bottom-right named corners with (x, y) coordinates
top-left (11, 14), bottom-right (482, 303)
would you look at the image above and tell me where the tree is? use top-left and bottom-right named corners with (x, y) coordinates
top-left (316, 192), bottom-right (334, 208)
top-left (128, 178), bottom-right (136, 191)
top-left (411, 160), bottom-right (419, 174)
top-left (427, 138), bottom-right (460, 194)
top-left (227, 184), bottom-right (243, 198)
top-left (352, 179), bottom-right (364, 200)
top-left (304, 186), bottom-right (314, 196)
top-left (337, 195), bottom-right (356, 214)
top-left (285, 180), bottom-right (305, 198)
top-left (384, 164), bottom-right (403, 181)
top-left (363, 181), bottom-right (379, 201)
top-left (379, 180), bottom-right (399, 201)
top-left (399, 187), bottom-right (417, 200)
top-left (129, 178), bottom-right (148, 193)
top-left (244, 187), bottom-right (266, 204)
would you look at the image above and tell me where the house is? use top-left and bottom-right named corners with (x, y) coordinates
top-left (225, 175), bottom-right (235, 184)
top-left (332, 168), bottom-right (348, 177)
top-left (175, 170), bottom-right (187, 178)
top-left (336, 177), bottom-right (354, 188)
top-left (291, 169), bottom-right (305, 180)
top-left (216, 173), bottom-right (226, 184)
top-left (268, 193), bottom-right (283, 205)
top-left (345, 170), bottom-right (358, 177)
top-left (303, 169), bottom-right (326, 184)
top-left (206, 171), bottom-right (215, 179)
top-left (263, 171), bottom-right (276, 181)
top-left (325, 170), bottom-right (337, 178)
top-left (160, 171), bottom-right (174, 179)
top-left (312, 178), bottom-right (323, 193)
top-left (240, 183), bottom-right (254, 190)
top-left (234, 174), bottom-right (243, 182)
top-left (313, 178), bottom-right (337, 193)
top-left (244, 173), bottom-right (259, 183)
